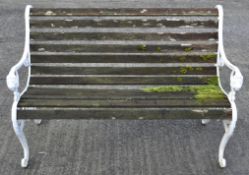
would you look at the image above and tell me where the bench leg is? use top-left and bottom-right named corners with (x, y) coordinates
top-left (34, 119), bottom-right (42, 125)
top-left (11, 102), bottom-right (29, 168)
top-left (218, 101), bottom-right (237, 168)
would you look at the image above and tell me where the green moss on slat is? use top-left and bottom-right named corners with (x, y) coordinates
top-left (180, 67), bottom-right (188, 74)
top-left (72, 48), bottom-right (83, 51)
top-left (137, 44), bottom-right (147, 51)
top-left (184, 47), bottom-right (193, 52)
top-left (195, 67), bottom-right (203, 71)
top-left (176, 77), bottom-right (183, 82)
top-left (179, 56), bottom-right (186, 62)
top-left (156, 47), bottom-right (161, 52)
top-left (205, 77), bottom-right (219, 85)
top-left (179, 66), bottom-right (195, 74)
top-left (142, 77), bottom-right (224, 103)
top-left (200, 54), bottom-right (216, 61)
top-left (193, 85), bottom-right (224, 103)
top-left (186, 66), bottom-right (194, 71)
top-left (143, 86), bottom-right (183, 93)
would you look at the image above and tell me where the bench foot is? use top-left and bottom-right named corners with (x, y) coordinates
top-left (201, 119), bottom-right (210, 125)
top-left (12, 102), bottom-right (29, 168)
top-left (34, 119), bottom-right (42, 125)
top-left (21, 158), bottom-right (29, 168)
top-left (218, 101), bottom-right (237, 168)
top-left (219, 158), bottom-right (226, 168)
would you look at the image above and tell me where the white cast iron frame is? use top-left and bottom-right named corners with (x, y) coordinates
top-left (6, 5), bottom-right (33, 168)
top-left (6, 5), bottom-right (243, 168)
top-left (215, 5), bottom-right (243, 168)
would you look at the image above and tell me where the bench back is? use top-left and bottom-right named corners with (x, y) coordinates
top-left (29, 8), bottom-right (219, 86)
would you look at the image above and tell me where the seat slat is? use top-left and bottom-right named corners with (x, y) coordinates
top-left (30, 43), bottom-right (217, 52)
top-left (30, 31), bottom-right (217, 41)
top-left (30, 19), bottom-right (218, 28)
top-left (31, 66), bottom-right (216, 75)
top-left (18, 98), bottom-right (230, 108)
top-left (30, 8), bottom-right (218, 17)
top-left (17, 108), bottom-right (230, 120)
top-left (30, 76), bottom-right (217, 85)
top-left (31, 52), bottom-right (217, 63)
top-left (20, 87), bottom-right (208, 99)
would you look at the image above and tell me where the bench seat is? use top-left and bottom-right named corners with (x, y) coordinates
top-left (17, 86), bottom-right (231, 119)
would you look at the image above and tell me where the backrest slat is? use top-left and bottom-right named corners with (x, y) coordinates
top-left (30, 53), bottom-right (217, 64)
top-left (30, 31), bottom-right (217, 41)
top-left (30, 18), bottom-right (218, 28)
top-left (30, 42), bottom-right (217, 52)
top-left (30, 8), bottom-right (218, 16)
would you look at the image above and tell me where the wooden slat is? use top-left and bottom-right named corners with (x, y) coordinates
top-left (21, 87), bottom-right (200, 99)
top-left (17, 108), bottom-right (230, 120)
top-left (31, 53), bottom-right (217, 63)
top-left (23, 86), bottom-right (224, 99)
top-left (30, 8), bottom-right (218, 17)
top-left (18, 97), bottom-right (230, 108)
top-left (31, 66), bottom-right (216, 75)
top-left (30, 76), bottom-right (216, 85)
top-left (30, 43), bottom-right (217, 52)
top-left (30, 31), bottom-right (217, 41)
top-left (30, 19), bottom-right (218, 28)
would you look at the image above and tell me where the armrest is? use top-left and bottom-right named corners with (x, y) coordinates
top-left (216, 5), bottom-right (243, 94)
top-left (216, 5), bottom-right (243, 103)
top-left (217, 51), bottom-right (243, 92)
top-left (6, 5), bottom-right (32, 94)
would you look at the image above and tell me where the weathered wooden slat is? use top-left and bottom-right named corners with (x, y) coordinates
top-left (18, 97), bottom-right (230, 108)
top-left (17, 108), bottom-right (230, 120)
top-left (21, 87), bottom-right (202, 99)
top-left (31, 66), bottom-right (216, 75)
top-left (31, 52), bottom-right (217, 63)
top-left (30, 19), bottom-right (218, 28)
top-left (30, 8), bottom-right (218, 17)
top-left (30, 31), bottom-right (217, 41)
top-left (30, 76), bottom-right (216, 85)
top-left (30, 43), bottom-right (217, 52)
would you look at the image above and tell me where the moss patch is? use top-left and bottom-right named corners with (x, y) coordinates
top-left (156, 47), bottom-right (161, 52)
top-left (179, 56), bottom-right (186, 62)
top-left (195, 67), bottom-right (203, 71)
top-left (176, 77), bottom-right (183, 82)
top-left (201, 54), bottom-right (216, 61)
top-left (137, 44), bottom-right (147, 51)
top-left (180, 67), bottom-right (188, 74)
top-left (179, 66), bottom-right (195, 74)
top-left (205, 77), bottom-right (219, 85)
top-left (193, 85), bottom-right (224, 103)
top-left (186, 66), bottom-right (194, 71)
top-left (184, 47), bottom-right (193, 52)
top-left (142, 82), bottom-right (224, 103)
top-left (143, 86), bottom-right (183, 93)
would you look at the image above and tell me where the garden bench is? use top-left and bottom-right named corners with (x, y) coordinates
top-left (6, 5), bottom-right (243, 168)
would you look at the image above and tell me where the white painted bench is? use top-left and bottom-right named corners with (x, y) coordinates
top-left (6, 5), bottom-right (243, 168)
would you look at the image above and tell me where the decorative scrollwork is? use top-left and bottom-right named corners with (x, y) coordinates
top-left (230, 69), bottom-right (243, 91)
top-left (216, 5), bottom-right (243, 168)
top-left (6, 71), bottom-right (19, 91)
top-left (6, 5), bottom-right (32, 168)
